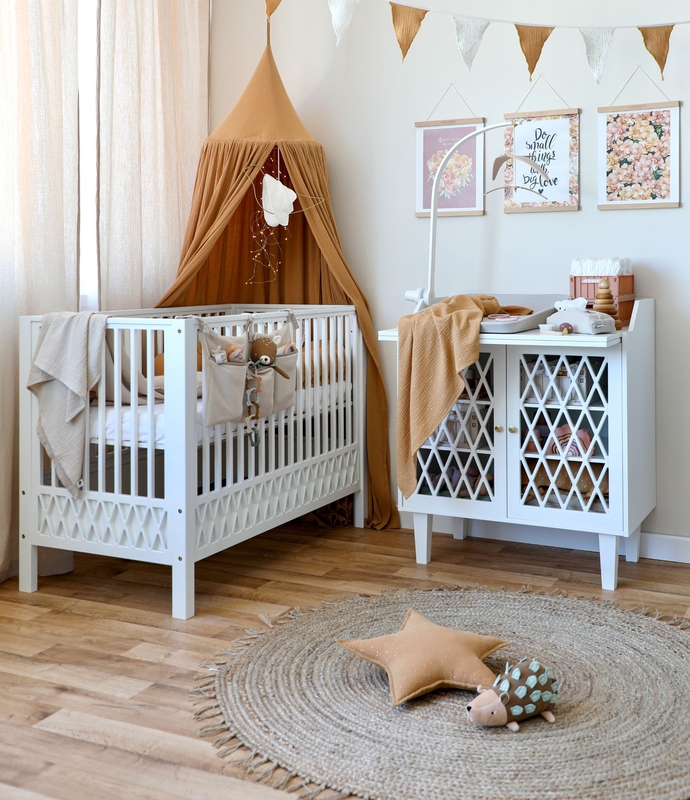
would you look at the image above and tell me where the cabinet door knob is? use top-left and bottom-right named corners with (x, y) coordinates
top-left (508, 426), bottom-right (517, 433)
top-left (494, 425), bottom-right (503, 433)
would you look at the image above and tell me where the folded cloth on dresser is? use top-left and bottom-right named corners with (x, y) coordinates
top-left (27, 312), bottom-right (109, 498)
top-left (397, 295), bottom-right (532, 499)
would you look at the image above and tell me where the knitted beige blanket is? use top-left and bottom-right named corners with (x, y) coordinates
top-left (397, 295), bottom-right (532, 498)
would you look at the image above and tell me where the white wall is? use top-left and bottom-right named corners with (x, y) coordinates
top-left (211, 0), bottom-right (690, 544)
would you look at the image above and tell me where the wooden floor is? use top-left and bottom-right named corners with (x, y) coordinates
top-left (2, 523), bottom-right (690, 799)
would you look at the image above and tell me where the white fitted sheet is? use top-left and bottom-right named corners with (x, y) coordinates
top-left (88, 383), bottom-right (351, 447)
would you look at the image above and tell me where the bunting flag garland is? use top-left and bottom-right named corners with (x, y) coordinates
top-left (579, 28), bottom-right (615, 83)
top-left (265, 0), bottom-right (282, 17)
top-left (515, 25), bottom-right (554, 80)
top-left (390, 3), bottom-right (428, 60)
top-left (639, 25), bottom-right (674, 78)
top-left (328, 0), bottom-right (363, 44)
top-left (318, 1), bottom-right (686, 81)
top-left (453, 15), bottom-right (490, 71)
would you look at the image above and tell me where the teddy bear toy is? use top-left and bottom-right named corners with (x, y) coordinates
top-left (249, 336), bottom-right (289, 379)
top-left (466, 658), bottom-right (558, 732)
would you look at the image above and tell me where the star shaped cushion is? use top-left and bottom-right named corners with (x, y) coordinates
top-left (338, 609), bottom-right (510, 707)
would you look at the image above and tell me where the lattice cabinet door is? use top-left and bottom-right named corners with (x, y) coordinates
top-left (506, 345), bottom-right (623, 531)
top-left (405, 346), bottom-right (507, 520)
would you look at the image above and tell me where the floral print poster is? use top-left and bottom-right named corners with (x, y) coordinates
top-left (415, 119), bottom-right (484, 216)
top-left (597, 102), bottom-right (679, 209)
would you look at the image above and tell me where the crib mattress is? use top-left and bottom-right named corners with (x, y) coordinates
top-left (88, 383), bottom-right (351, 447)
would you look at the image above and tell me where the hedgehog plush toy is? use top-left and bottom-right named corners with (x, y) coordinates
top-left (466, 658), bottom-right (558, 732)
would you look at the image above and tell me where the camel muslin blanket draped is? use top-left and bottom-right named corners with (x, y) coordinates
top-left (397, 295), bottom-right (532, 498)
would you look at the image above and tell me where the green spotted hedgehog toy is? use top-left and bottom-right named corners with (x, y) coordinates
top-left (466, 658), bottom-right (559, 732)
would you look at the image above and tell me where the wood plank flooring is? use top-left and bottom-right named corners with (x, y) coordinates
top-left (1, 523), bottom-right (690, 799)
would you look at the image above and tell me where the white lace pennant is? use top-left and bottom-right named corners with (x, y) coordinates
top-left (453, 15), bottom-right (490, 71)
top-left (580, 27), bottom-right (615, 83)
top-left (328, 0), bottom-right (362, 45)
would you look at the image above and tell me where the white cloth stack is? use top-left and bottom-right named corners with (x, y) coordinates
top-left (570, 258), bottom-right (632, 276)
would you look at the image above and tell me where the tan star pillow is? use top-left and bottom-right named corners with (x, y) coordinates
top-left (338, 609), bottom-right (510, 707)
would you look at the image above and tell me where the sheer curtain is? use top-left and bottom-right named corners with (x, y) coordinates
top-left (99, 0), bottom-right (209, 311)
top-left (0, 0), bottom-right (79, 581)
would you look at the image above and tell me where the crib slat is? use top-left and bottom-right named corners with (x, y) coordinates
top-left (113, 330), bottom-right (123, 495)
top-left (98, 342), bottom-right (107, 491)
top-left (329, 315), bottom-right (336, 454)
top-left (337, 314), bottom-right (345, 450)
top-left (130, 328), bottom-right (139, 497)
top-left (146, 329), bottom-right (155, 499)
top-left (345, 313), bottom-right (353, 448)
top-left (320, 316), bottom-right (328, 456)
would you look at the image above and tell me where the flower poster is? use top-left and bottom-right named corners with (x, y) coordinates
top-left (415, 118), bottom-right (484, 217)
top-left (597, 102), bottom-right (679, 210)
top-left (503, 109), bottom-right (580, 213)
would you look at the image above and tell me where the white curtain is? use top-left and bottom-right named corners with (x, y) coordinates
top-left (0, 0), bottom-right (79, 582)
top-left (98, 0), bottom-right (209, 311)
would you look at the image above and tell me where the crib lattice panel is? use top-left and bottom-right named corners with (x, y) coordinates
top-left (37, 494), bottom-right (168, 551)
top-left (195, 449), bottom-right (359, 552)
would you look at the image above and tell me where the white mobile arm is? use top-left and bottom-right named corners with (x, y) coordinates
top-left (406, 121), bottom-right (513, 313)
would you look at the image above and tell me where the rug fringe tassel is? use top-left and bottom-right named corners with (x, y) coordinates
top-left (198, 721), bottom-right (227, 737)
top-left (274, 771), bottom-right (298, 790)
top-left (287, 780), bottom-right (308, 793)
top-left (301, 784), bottom-right (327, 800)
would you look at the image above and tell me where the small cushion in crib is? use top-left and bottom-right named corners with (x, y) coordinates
top-left (153, 372), bottom-right (204, 398)
top-left (154, 343), bottom-right (203, 376)
top-left (338, 609), bottom-right (509, 707)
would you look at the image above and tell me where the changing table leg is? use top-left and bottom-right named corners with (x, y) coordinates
top-left (172, 557), bottom-right (195, 620)
top-left (19, 539), bottom-right (37, 594)
top-left (413, 513), bottom-right (432, 564)
top-left (452, 518), bottom-right (467, 540)
top-left (598, 533), bottom-right (620, 591)
top-left (625, 525), bottom-right (641, 563)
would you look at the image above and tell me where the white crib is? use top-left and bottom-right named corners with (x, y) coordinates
top-left (19, 303), bottom-right (365, 618)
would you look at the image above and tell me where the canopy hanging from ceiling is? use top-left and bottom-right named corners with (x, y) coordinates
top-left (156, 45), bottom-right (398, 529)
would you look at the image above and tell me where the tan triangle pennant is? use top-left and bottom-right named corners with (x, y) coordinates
top-left (639, 26), bottom-right (674, 78)
top-left (265, 0), bottom-right (282, 18)
top-left (515, 25), bottom-right (554, 80)
top-left (390, 3), bottom-right (428, 61)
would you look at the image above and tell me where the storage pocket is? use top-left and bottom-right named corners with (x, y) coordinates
top-left (273, 351), bottom-right (298, 413)
top-left (199, 328), bottom-right (248, 427)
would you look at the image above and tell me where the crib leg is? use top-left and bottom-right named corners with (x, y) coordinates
top-left (19, 539), bottom-right (38, 593)
top-left (353, 489), bottom-right (365, 528)
top-left (172, 557), bottom-right (195, 620)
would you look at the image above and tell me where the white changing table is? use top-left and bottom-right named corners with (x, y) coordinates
top-left (379, 299), bottom-right (656, 590)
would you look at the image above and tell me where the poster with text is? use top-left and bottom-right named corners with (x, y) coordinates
top-left (415, 118), bottom-right (484, 217)
top-left (597, 102), bottom-right (679, 210)
top-left (503, 109), bottom-right (580, 213)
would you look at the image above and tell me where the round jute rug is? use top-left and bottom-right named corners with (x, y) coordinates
top-left (195, 588), bottom-right (690, 800)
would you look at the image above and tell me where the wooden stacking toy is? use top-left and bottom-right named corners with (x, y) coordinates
top-left (592, 279), bottom-right (622, 330)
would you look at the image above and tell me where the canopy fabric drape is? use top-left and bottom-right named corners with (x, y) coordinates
top-left (157, 45), bottom-right (398, 529)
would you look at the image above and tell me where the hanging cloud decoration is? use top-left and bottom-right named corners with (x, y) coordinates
top-left (328, 0), bottom-right (363, 44)
top-left (262, 174), bottom-right (297, 227)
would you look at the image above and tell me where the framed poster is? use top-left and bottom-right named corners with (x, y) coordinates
top-left (597, 101), bottom-right (679, 210)
top-left (415, 118), bottom-right (485, 217)
top-left (503, 108), bottom-right (580, 213)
